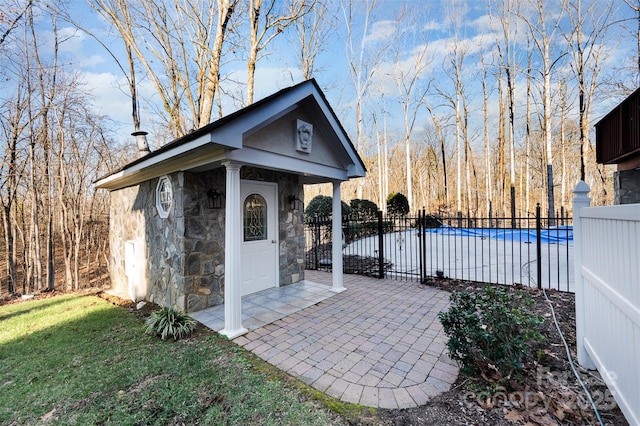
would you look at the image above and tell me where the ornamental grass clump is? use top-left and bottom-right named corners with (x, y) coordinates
top-left (438, 286), bottom-right (544, 384)
top-left (145, 306), bottom-right (197, 340)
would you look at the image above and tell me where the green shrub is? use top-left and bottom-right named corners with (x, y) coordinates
top-left (386, 193), bottom-right (409, 216)
top-left (304, 195), bottom-right (352, 221)
top-left (438, 286), bottom-right (544, 383)
top-left (349, 198), bottom-right (379, 220)
top-left (145, 306), bottom-right (197, 340)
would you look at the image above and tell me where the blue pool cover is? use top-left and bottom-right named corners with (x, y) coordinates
top-left (423, 226), bottom-right (573, 244)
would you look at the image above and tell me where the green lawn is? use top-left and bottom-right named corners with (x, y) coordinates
top-left (0, 294), bottom-right (344, 425)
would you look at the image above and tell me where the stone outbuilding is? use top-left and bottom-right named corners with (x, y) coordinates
top-left (95, 79), bottom-right (366, 338)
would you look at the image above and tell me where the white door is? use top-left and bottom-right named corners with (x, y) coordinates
top-left (240, 180), bottom-right (278, 296)
top-left (125, 239), bottom-right (146, 302)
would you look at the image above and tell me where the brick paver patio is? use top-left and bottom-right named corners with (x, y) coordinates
top-left (228, 271), bottom-right (459, 409)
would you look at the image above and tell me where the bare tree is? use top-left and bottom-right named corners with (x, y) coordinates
top-left (388, 8), bottom-right (431, 212)
top-left (564, 0), bottom-right (614, 181)
top-left (341, 0), bottom-right (393, 199)
top-left (623, 0), bottom-right (640, 85)
top-left (60, 8), bottom-right (142, 132)
top-left (492, 0), bottom-right (521, 226)
top-left (424, 100), bottom-right (449, 213)
top-left (517, 0), bottom-right (567, 222)
top-left (0, 1), bottom-right (131, 295)
top-left (525, 35), bottom-right (533, 216)
top-left (496, 69), bottom-right (507, 216)
top-left (372, 106), bottom-right (390, 211)
top-left (89, 0), bottom-right (239, 136)
top-left (0, 82), bottom-right (29, 294)
top-left (247, 0), bottom-right (313, 104)
top-left (0, 0), bottom-right (32, 46)
top-left (479, 49), bottom-right (493, 218)
top-left (342, 0), bottom-right (389, 154)
top-left (287, 0), bottom-right (334, 80)
top-left (438, 38), bottom-right (468, 216)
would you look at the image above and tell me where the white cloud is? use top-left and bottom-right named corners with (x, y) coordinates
top-left (57, 26), bottom-right (87, 54)
top-left (469, 13), bottom-right (494, 34)
top-left (82, 71), bottom-right (131, 126)
top-left (364, 20), bottom-right (398, 44)
top-left (423, 20), bottom-right (445, 32)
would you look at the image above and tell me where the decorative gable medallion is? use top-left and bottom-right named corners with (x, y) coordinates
top-left (295, 119), bottom-right (313, 154)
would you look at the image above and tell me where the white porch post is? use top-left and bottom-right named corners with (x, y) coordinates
top-left (573, 181), bottom-right (594, 369)
top-left (331, 181), bottom-right (346, 293)
top-left (220, 162), bottom-right (248, 339)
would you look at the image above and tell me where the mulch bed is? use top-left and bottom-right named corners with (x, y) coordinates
top-left (374, 277), bottom-right (628, 426)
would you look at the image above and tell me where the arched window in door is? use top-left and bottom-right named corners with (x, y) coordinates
top-left (243, 194), bottom-right (267, 241)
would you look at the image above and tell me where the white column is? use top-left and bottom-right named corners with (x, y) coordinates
top-left (331, 181), bottom-right (346, 293)
top-left (573, 181), bottom-right (594, 369)
top-left (220, 162), bottom-right (248, 339)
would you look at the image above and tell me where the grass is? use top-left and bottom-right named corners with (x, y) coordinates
top-left (0, 294), bottom-right (344, 425)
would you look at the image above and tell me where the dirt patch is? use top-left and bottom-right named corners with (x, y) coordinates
top-left (0, 287), bottom-right (103, 307)
top-left (375, 278), bottom-right (628, 426)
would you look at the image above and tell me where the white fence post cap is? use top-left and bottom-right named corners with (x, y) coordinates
top-left (573, 180), bottom-right (590, 195)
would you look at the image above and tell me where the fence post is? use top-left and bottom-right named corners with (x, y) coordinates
top-left (536, 204), bottom-right (542, 289)
top-left (573, 181), bottom-right (594, 369)
top-left (314, 215), bottom-right (320, 269)
top-left (377, 210), bottom-right (384, 279)
top-left (418, 209), bottom-right (424, 283)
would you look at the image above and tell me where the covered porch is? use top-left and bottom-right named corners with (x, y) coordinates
top-left (95, 79), bottom-right (366, 340)
top-left (189, 276), bottom-right (336, 332)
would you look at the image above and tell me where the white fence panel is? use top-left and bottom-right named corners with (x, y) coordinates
top-left (576, 195), bottom-right (640, 425)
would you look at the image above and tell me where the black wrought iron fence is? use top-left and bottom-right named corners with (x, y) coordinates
top-left (304, 206), bottom-right (574, 292)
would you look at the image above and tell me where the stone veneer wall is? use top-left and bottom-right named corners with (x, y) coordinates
top-left (182, 169), bottom-right (226, 312)
top-left (614, 169), bottom-right (640, 204)
top-left (109, 174), bottom-right (186, 311)
top-left (109, 167), bottom-right (306, 314)
top-left (182, 167), bottom-right (305, 312)
top-left (109, 185), bottom-right (145, 296)
top-left (276, 174), bottom-right (305, 285)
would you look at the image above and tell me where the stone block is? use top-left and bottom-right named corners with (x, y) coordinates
top-left (215, 264), bottom-right (225, 276)
top-left (180, 276), bottom-right (193, 293)
top-left (185, 217), bottom-right (205, 238)
top-left (203, 260), bottom-right (214, 274)
top-left (207, 294), bottom-right (223, 307)
top-left (187, 293), bottom-right (207, 312)
top-left (187, 253), bottom-right (200, 275)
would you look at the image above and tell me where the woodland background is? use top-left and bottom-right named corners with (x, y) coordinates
top-left (1, 0), bottom-right (638, 294)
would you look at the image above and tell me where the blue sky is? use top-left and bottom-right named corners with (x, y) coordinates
top-left (22, 0), bottom-right (639, 153)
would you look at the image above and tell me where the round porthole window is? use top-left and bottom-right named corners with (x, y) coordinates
top-left (156, 176), bottom-right (172, 218)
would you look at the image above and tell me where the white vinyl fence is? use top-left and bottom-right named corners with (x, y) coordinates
top-left (573, 182), bottom-right (640, 425)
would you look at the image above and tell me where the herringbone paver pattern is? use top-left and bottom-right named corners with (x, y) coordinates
top-left (234, 271), bottom-right (458, 409)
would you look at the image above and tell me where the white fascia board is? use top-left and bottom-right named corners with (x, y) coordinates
top-left (311, 91), bottom-right (366, 178)
top-left (226, 147), bottom-right (349, 181)
top-left (95, 143), bottom-right (227, 190)
top-left (94, 169), bottom-right (126, 189)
